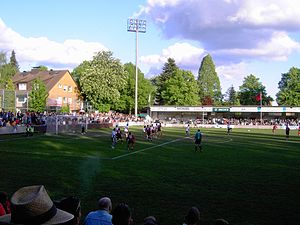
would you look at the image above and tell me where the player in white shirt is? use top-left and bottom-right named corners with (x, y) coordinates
top-left (185, 124), bottom-right (190, 136)
top-left (111, 128), bottom-right (117, 149)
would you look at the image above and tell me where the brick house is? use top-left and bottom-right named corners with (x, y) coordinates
top-left (12, 69), bottom-right (81, 112)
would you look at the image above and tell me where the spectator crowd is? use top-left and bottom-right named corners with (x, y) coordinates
top-left (0, 185), bottom-right (229, 225)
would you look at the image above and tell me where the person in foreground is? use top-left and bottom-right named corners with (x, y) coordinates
top-left (0, 185), bottom-right (73, 225)
top-left (112, 203), bottom-right (132, 225)
top-left (142, 216), bottom-right (159, 225)
top-left (84, 197), bottom-right (112, 225)
top-left (55, 196), bottom-right (81, 225)
top-left (215, 218), bottom-right (229, 225)
top-left (183, 207), bottom-right (200, 225)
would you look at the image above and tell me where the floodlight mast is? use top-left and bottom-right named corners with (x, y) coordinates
top-left (127, 19), bottom-right (146, 118)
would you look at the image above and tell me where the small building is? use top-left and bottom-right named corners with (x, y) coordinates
top-left (12, 69), bottom-right (81, 112)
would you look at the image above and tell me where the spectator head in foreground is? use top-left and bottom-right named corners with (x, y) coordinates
top-left (184, 207), bottom-right (200, 225)
top-left (142, 216), bottom-right (158, 225)
top-left (112, 203), bottom-right (132, 225)
top-left (215, 218), bottom-right (229, 225)
top-left (55, 196), bottom-right (81, 225)
top-left (0, 185), bottom-right (73, 225)
top-left (98, 197), bottom-right (112, 212)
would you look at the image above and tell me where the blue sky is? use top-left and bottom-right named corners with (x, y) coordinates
top-left (1, 0), bottom-right (300, 103)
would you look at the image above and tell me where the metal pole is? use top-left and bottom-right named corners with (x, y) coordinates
top-left (14, 90), bottom-right (16, 112)
top-left (260, 91), bottom-right (263, 124)
top-left (26, 92), bottom-right (28, 111)
top-left (2, 89), bottom-right (4, 110)
top-left (135, 19), bottom-right (139, 118)
top-left (128, 18), bottom-right (146, 117)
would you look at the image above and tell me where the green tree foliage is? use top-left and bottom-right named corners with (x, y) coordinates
top-left (239, 74), bottom-right (273, 105)
top-left (197, 54), bottom-right (222, 105)
top-left (9, 50), bottom-right (19, 72)
top-left (161, 69), bottom-right (199, 105)
top-left (3, 90), bottom-right (15, 111)
top-left (78, 51), bottom-right (127, 112)
top-left (72, 60), bottom-right (90, 84)
top-left (224, 85), bottom-right (240, 106)
top-left (37, 65), bottom-right (48, 71)
top-left (0, 52), bottom-right (16, 90)
top-left (29, 78), bottom-right (48, 112)
top-left (276, 67), bottom-right (300, 106)
top-left (155, 58), bottom-right (179, 105)
top-left (60, 104), bottom-right (70, 113)
top-left (119, 63), bottom-right (155, 113)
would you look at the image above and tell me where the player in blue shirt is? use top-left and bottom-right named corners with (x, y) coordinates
top-left (194, 129), bottom-right (202, 152)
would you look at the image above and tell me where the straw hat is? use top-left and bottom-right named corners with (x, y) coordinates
top-left (0, 185), bottom-right (73, 225)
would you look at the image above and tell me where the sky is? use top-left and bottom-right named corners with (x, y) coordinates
top-left (1, 0), bottom-right (300, 104)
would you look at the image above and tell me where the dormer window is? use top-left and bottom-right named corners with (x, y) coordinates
top-left (19, 83), bottom-right (27, 91)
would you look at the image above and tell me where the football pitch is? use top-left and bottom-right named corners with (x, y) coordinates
top-left (1, 127), bottom-right (300, 225)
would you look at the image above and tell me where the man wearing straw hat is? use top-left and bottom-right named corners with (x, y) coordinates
top-left (0, 185), bottom-right (73, 225)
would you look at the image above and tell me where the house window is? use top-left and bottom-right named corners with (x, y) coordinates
top-left (68, 86), bottom-right (72, 92)
top-left (18, 96), bottom-right (26, 103)
top-left (57, 97), bottom-right (62, 104)
top-left (68, 98), bottom-right (72, 104)
top-left (58, 83), bottom-right (62, 88)
top-left (63, 86), bottom-right (67, 92)
top-left (63, 97), bottom-right (67, 103)
top-left (19, 83), bottom-right (27, 91)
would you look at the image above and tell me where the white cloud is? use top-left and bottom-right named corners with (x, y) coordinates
top-left (137, 0), bottom-right (300, 61)
top-left (216, 62), bottom-right (248, 80)
top-left (141, 42), bottom-right (205, 69)
top-left (214, 31), bottom-right (300, 61)
top-left (229, 0), bottom-right (300, 27)
top-left (0, 18), bottom-right (108, 70)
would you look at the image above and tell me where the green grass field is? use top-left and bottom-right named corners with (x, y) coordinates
top-left (1, 127), bottom-right (300, 225)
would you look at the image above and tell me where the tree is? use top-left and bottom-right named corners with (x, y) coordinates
top-left (28, 78), bottom-right (48, 112)
top-left (276, 67), bottom-right (300, 106)
top-left (239, 74), bottom-right (273, 105)
top-left (197, 54), bottom-right (222, 105)
top-left (72, 61), bottom-right (90, 84)
top-left (155, 58), bottom-right (179, 105)
top-left (0, 52), bottom-right (16, 90)
top-left (78, 51), bottom-right (127, 112)
top-left (9, 50), bottom-right (19, 72)
top-left (161, 69), bottom-right (199, 105)
top-left (119, 63), bottom-right (155, 113)
top-left (60, 104), bottom-right (70, 113)
top-left (224, 85), bottom-right (239, 106)
top-left (37, 65), bottom-right (48, 71)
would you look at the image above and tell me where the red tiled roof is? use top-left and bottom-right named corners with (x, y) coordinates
top-left (12, 69), bottom-right (69, 91)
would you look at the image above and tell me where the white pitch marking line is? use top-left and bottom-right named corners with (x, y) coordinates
top-left (112, 137), bottom-right (189, 160)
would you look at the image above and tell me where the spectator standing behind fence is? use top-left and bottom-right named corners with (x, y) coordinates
top-left (84, 197), bottom-right (112, 225)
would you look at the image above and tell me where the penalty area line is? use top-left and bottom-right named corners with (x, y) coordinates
top-left (112, 137), bottom-right (188, 160)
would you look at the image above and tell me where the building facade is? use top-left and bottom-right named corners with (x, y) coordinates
top-left (12, 69), bottom-right (81, 112)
